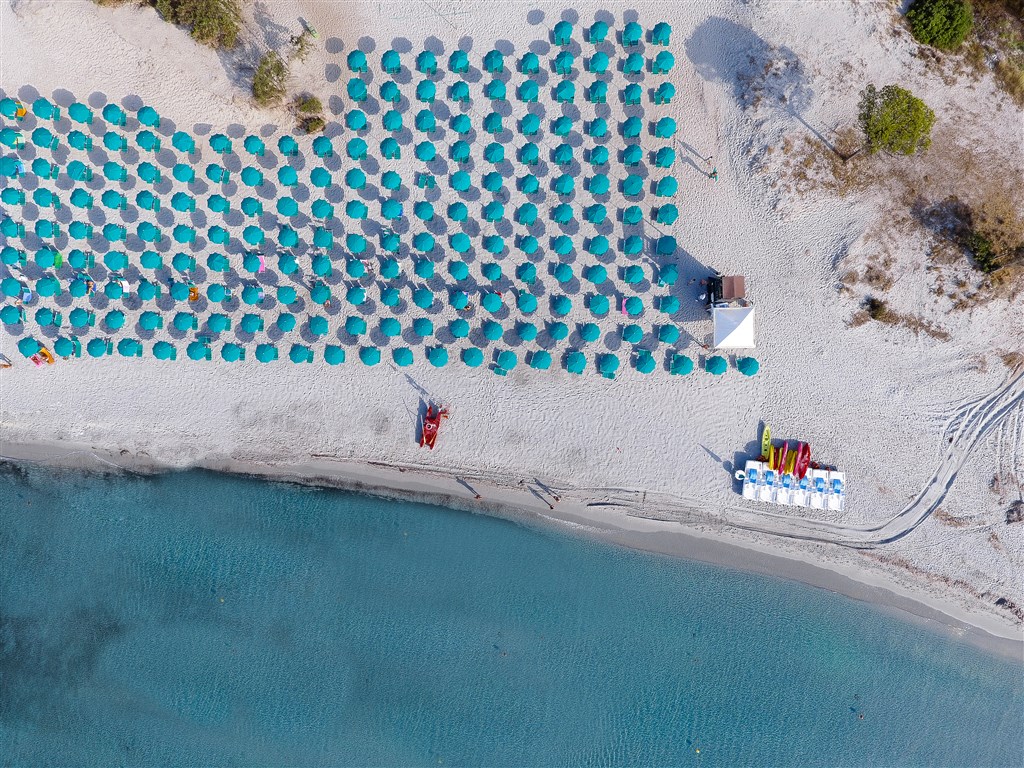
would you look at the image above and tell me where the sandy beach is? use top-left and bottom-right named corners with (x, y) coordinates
top-left (1, 0), bottom-right (1022, 657)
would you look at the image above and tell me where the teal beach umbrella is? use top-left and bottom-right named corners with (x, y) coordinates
top-left (359, 346), bottom-right (381, 366)
top-left (255, 344), bottom-right (279, 363)
top-left (516, 321), bottom-right (538, 341)
top-left (589, 295), bottom-right (610, 316)
top-left (482, 321), bottom-right (503, 341)
top-left (153, 341), bottom-right (176, 360)
top-left (672, 355), bottom-right (695, 376)
top-left (345, 316), bottom-right (367, 336)
top-left (580, 323), bottom-right (600, 343)
top-left (706, 356), bottom-right (727, 375)
top-left (427, 347), bottom-right (448, 367)
top-left (622, 324), bottom-right (644, 344)
top-left (565, 351), bottom-right (586, 374)
top-left (636, 351), bottom-right (657, 374)
top-left (462, 347), bottom-right (484, 368)
top-left (449, 261), bottom-right (470, 281)
top-left (659, 325), bottom-right (681, 344)
top-left (449, 319), bottom-right (470, 339)
top-left (530, 350), bottom-right (552, 370)
top-left (737, 357), bottom-right (760, 376)
top-left (598, 354), bottom-right (620, 377)
top-left (548, 321), bottom-right (569, 341)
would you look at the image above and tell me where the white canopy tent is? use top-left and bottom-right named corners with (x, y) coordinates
top-left (713, 306), bottom-right (755, 348)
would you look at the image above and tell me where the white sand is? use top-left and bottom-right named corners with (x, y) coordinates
top-left (1, 1), bottom-right (1022, 649)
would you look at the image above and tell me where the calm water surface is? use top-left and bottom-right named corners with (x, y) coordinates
top-left (1, 464), bottom-right (1021, 766)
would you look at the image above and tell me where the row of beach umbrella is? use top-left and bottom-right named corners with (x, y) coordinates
top-left (17, 332), bottom-right (754, 378)
top-left (3, 117), bottom-right (679, 168)
top-left (344, 22), bottom-right (673, 77)
top-left (5, 301), bottom-right (694, 344)
top-left (1, 272), bottom-right (682, 322)
top-left (342, 75), bottom-right (675, 107)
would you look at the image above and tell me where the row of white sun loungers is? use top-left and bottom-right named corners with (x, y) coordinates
top-left (737, 460), bottom-right (846, 512)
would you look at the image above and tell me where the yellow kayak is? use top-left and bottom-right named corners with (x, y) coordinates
top-left (761, 425), bottom-right (771, 459)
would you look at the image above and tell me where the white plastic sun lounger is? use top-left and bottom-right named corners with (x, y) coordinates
top-left (809, 469), bottom-right (828, 510)
top-left (776, 473), bottom-right (795, 506)
top-left (827, 472), bottom-right (846, 512)
top-left (758, 470), bottom-right (777, 503)
top-left (741, 460), bottom-right (763, 500)
top-left (790, 476), bottom-right (810, 508)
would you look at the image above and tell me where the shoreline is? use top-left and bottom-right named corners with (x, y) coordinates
top-left (3, 438), bottom-right (1021, 662)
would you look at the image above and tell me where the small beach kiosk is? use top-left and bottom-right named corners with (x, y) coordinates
top-left (708, 274), bottom-right (755, 349)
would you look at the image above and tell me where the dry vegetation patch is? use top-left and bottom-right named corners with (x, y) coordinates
top-left (850, 296), bottom-right (952, 339)
top-left (970, 0), bottom-right (1024, 105)
top-left (933, 508), bottom-right (974, 527)
top-left (780, 115), bottom-right (1024, 322)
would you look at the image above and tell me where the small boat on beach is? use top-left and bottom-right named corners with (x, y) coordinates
top-left (420, 404), bottom-right (448, 450)
top-left (795, 442), bottom-right (811, 479)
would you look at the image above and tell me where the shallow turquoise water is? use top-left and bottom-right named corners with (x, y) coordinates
top-left (0, 464), bottom-right (1021, 767)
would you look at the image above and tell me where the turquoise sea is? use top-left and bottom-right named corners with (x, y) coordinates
top-left (0, 463), bottom-right (1021, 767)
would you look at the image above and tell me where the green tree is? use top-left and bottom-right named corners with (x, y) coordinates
top-left (252, 51), bottom-right (288, 106)
top-left (154, 0), bottom-right (242, 50)
top-left (857, 84), bottom-right (936, 155)
top-left (906, 0), bottom-right (974, 50)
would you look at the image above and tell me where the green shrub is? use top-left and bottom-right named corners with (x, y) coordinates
top-left (294, 94), bottom-right (322, 114)
top-left (964, 231), bottom-right (999, 272)
top-left (857, 84), bottom-right (936, 155)
top-left (154, 0), bottom-right (242, 50)
top-left (300, 115), bottom-right (326, 134)
top-left (252, 51), bottom-right (287, 106)
top-left (290, 28), bottom-right (315, 61)
top-left (906, 0), bottom-right (975, 50)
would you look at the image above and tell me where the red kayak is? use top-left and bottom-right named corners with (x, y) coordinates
top-left (795, 442), bottom-right (812, 479)
top-left (777, 441), bottom-right (789, 475)
top-left (420, 405), bottom-right (449, 449)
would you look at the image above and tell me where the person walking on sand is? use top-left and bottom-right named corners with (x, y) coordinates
top-left (709, 167), bottom-right (718, 181)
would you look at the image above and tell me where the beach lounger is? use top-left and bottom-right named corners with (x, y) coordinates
top-left (776, 474), bottom-right (795, 506)
top-left (809, 469), bottom-right (828, 510)
top-left (741, 460), bottom-right (763, 500)
top-left (791, 477), bottom-right (809, 508)
top-left (758, 470), bottom-right (777, 503)
top-left (827, 472), bottom-right (846, 512)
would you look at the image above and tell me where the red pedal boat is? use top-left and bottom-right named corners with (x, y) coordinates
top-left (420, 405), bottom-right (449, 449)
top-left (795, 442), bottom-right (812, 479)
